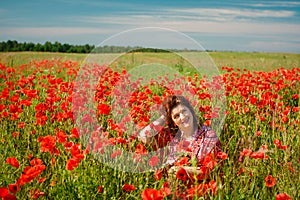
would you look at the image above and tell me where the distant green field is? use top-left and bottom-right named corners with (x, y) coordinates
top-left (0, 51), bottom-right (299, 72)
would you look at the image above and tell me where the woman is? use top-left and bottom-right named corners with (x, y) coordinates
top-left (138, 95), bottom-right (222, 179)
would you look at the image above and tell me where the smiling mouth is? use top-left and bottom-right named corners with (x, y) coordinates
top-left (181, 117), bottom-right (190, 124)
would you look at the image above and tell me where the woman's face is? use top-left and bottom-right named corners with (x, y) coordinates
top-left (171, 104), bottom-right (194, 131)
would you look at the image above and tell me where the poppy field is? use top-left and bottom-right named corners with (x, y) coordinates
top-left (0, 54), bottom-right (299, 199)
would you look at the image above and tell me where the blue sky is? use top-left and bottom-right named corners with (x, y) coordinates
top-left (1, 0), bottom-right (300, 52)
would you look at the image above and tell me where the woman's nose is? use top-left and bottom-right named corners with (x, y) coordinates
top-left (179, 113), bottom-right (185, 119)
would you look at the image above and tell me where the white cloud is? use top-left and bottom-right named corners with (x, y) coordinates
top-left (2, 10), bottom-right (300, 40)
top-left (249, 1), bottom-right (300, 7)
top-left (75, 15), bottom-right (300, 35)
top-left (76, 7), bottom-right (296, 27)
top-left (169, 21), bottom-right (300, 35)
top-left (165, 8), bottom-right (295, 19)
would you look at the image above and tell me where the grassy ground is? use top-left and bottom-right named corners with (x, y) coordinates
top-left (0, 52), bottom-right (86, 67)
top-left (209, 51), bottom-right (300, 71)
top-left (1, 51), bottom-right (299, 72)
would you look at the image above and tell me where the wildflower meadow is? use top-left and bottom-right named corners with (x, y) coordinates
top-left (0, 55), bottom-right (299, 199)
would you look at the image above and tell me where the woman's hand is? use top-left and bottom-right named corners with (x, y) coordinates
top-left (159, 104), bottom-right (167, 118)
top-left (168, 166), bottom-right (201, 178)
top-left (168, 166), bottom-right (180, 175)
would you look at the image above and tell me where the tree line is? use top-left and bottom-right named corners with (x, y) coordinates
top-left (0, 40), bottom-right (143, 53)
top-left (0, 40), bottom-right (96, 53)
top-left (0, 40), bottom-right (207, 53)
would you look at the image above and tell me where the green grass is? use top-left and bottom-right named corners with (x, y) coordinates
top-left (209, 51), bottom-right (300, 71)
top-left (1, 51), bottom-right (299, 72)
top-left (0, 52), bottom-right (86, 67)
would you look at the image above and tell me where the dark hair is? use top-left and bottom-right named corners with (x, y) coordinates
top-left (162, 95), bottom-right (198, 136)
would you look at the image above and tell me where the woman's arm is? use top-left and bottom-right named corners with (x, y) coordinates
top-left (137, 115), bottom-right (166, 145)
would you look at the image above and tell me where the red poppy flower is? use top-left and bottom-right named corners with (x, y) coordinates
top-left (276, 193), bottom-right (291, 200)
top-left (279, 145), bottom-right (288, 150)
top-left (6, 157), bottom-right (19, 169)
top-left (81, 113), bottom-right (93, 124)
top-left (282, 116), bottom-right (289, 123)
top-left (3, 193), bottom-right (17, 200)
top-left (260, 116), bottom-right (266, 121)
top-left (8, 184), bottom-right (20, 194)
top-left (70, 145), bottom-right (84, 161)
top-left (274, 139), bottom-right (288, 150)
top-left (202, 154), bottom-right (218, 170)
top-left (135, 143), bottom-right (147, 155)
top-left (249, 96), bottom-right (258, 105)
top-left (66, 158), bottom-right (79, 171)
top-left (37, 135), bottom-right (60, 155)
top-left (186, 183), bottom-right (209, 198)
top-left (29, 158), bottom-right (43, 166)
top-left (175, 156), bottom-right (190, 166)
top-left (148, 156), bottom-right (159, 167)
top-left (287, 162), bottom-right (295, 173)
top-left (176, 167), bottom-right (189, 182)
top-left (292, 94), bottom-right (299, 99)
top-left (122, 183), bottom-right (136, 192)
top-left (97, 103), bottom-right (110, 115)
top-left (17, 164), bottom-right (46, 186)
top-left (11, 131), bottom-right (20, 137)
top-left (239, 149), bottom-right (250, 159)
top-left (196, 165), bottom-right (208, 180)
top-left (204, 120), bottom-right (211, 126)
top-left (0, 187), bottom-right (9, 198)
top-left (110, 149), bottom-right (122, 159)
top-left (115, 137), bottom-right (127, 144)
top-left (9, 104), bottom-right (20, 114)
top-left (264, 175), bottom-right (276, 187)
top-left (38, 177), bottom-right (46, 183)
top-left (292, 107), bottom-right (300, 112)
top-left (154, 169), bottom-right (163, 180)
top-left (17, 122), bottom-right (26, 129)
top-left (159, 182), bottom-right (171, 197)
top-left (216, 152), bottom-right (228, 160)
top-left (70, 127), bottom-right (80, 139)
top-left (141, 188), bottom-right (163, 200)
top-left (1, 88), bottom-right (10, 100)
top-left (208, 180), bottom-right (218, 195)
top-left (56, 130), bottom-right (67, 143)
top-left (250, 152), bottom-right (268, 159)
top-left (274, 139), bottom-right (281, 147)
top-left (255, 131), bottom-right (262, 136)
top-left (237, 167), bottom-right (245, 176)
top-left (97, 186), bottom-right (104, 193)
top-left (261, 145), bottom-right (268, 150)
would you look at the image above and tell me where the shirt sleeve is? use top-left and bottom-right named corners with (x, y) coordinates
top-left (137, 115), bottom-right (166, 143)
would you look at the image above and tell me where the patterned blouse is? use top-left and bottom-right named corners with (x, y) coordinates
top-left (154, 125), bottom-right (222, 166)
